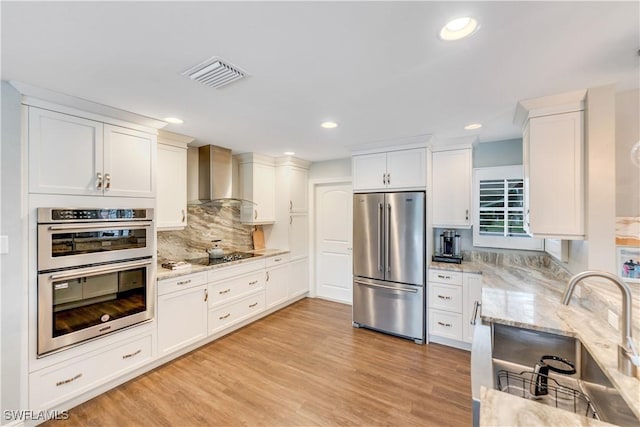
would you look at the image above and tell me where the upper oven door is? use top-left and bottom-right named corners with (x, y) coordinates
top-left (38, 221), bottom-right (154, 271)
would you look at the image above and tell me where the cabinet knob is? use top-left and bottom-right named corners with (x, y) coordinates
top-left (96, 173), bottom-right (103, 190)
top-left (104, 173), bottom-right (111, 190)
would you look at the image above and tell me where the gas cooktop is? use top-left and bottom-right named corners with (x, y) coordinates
top-left (186, 252), bottom-right (261, 266)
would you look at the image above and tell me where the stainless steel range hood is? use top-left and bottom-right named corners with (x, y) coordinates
top-left (188, 145), bottom-right (250, 206)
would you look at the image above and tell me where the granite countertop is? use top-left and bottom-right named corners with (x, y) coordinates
top-left (430, 252), bottom-right (640, 426)
top-left (157, 249), bottom-right (290, 281)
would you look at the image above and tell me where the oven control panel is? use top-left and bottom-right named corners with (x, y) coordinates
top-left (38, 208), bottom-right (153, 222)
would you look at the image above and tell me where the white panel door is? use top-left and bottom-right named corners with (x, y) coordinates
top-left (289, 166), bottom-right (308, 213)
top-left (103, 124), bottom-right (156, 198)
top-left (289, 214), bottom-right (308, 260)
top-left (315, 183), bottom-right (353, 303)
top-left (157, 286), bottom-right (208, 355)
top-left (432, 148), bottom-right (472, 228)
top-left (265, 263), bottom-right (290, 308)
top-left (29, 107), bottom-right (103, 195)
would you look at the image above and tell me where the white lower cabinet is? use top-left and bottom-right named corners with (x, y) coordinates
top-left (428, 268), bottom-right (482, 348)
top-left (157, 272), bottom-right (208, 355)
top-left (208, 292), bottom-right (266, 335)
top-left (265, 255), bottom-right (291, 308)
top-left (30, 333), bottom-right (152, 411)
top-left (288, 258), bottom-right (309, 298)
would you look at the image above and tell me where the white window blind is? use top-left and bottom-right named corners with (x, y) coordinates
top-left (473, 166), bottom-right (543, 251)
top-left (478, 178), bottom-right (526, 237)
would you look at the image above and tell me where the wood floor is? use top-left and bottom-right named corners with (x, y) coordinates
top-left (46, 298), bottom-right (472, 426)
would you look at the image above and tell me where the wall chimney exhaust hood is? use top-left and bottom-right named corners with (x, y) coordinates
top-left (188, 145), bottom-right (254, 208)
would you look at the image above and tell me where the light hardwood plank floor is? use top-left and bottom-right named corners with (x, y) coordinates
top-left (46, 298), bottom-right (472, 426)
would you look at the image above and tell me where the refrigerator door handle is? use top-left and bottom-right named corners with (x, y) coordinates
top-left (354, 279), bottom-right (418, 294)
top-left (386, 203), bottom-right (391, 273)
top-left (377, 203), bottom-right (383, 272)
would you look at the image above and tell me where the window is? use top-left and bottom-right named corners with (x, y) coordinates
top-left (473, 166), bottom-right (544, 251)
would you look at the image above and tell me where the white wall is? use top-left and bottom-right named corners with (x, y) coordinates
top-left (616, 89), bottom-right (640, 217)
top-left (309, 158), bottom-right (351, 180)
top-left (1, 81), bottom-right (27, 422)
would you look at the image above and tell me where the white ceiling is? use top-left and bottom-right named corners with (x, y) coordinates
top-left (2, 1), bottom-right (638, 161)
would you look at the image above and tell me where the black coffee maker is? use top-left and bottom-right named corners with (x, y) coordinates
top-left (432, 229), bottom-right (462, 264)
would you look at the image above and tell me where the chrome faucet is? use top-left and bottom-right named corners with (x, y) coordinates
top-left (562, 270), bottom-right (638, 377)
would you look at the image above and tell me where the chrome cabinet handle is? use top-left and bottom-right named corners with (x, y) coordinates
top-left (56, 373), bottom-right (82, 387)
top-left (290, 216), bottom-right (292, 225)
top-left (177, 279), bottom-right (191, 286)
top-left (471, 301), bottom-right (481, 325)
top-left (274, 258), bottom-right (282, 262)
top-left (387, 173), bottom-right (390, 185)
top-left (249, 302), bottom-right (258, 308)
top-left (382, 173), bottom-right (386, 185)
top-left (249, 280), bottom-right (258, 285)
top-left (204, 289), bottom-right (208, 302)
top-left (254, 209), bottom-right (258, 220)
top-left (266, 271), bottom-right (270, 281)
top-left (122, 349), bottom-right (141, 360)
top-left (437, 321), bottom-right (452, 328)
top-left (96, 173), bottom-right (103, 189)
top-left (182, 209), bottom-right (186, 223)
top-left (105, 173), bottom-right (111, 190)
top-left (437, 295), bottom-right (452, 300)
top-left (219, 313), bottom-right (230, 320)
top-left (219, 288), bottom-right (231, 294)
top-left (525, 209), bottom-right (530, 228)
top-left (289, 200), bottom-right (293, 211)
top-left (465, 209), bottom-right (469, 221)
top-left (437, 274), bottom-right (451, 280)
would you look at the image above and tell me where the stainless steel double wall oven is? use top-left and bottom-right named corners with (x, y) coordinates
top-left (37, 208), bottom-right (155, 356)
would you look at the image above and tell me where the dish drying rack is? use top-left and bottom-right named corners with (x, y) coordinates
top-left (496, 370), bottom-right (598, 420)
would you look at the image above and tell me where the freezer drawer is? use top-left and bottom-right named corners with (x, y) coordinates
top-left (352, 278), bottom-right (424, 343)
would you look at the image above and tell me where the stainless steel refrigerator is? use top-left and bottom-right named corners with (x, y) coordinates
top-left (352, 191), bottom-right (425, 344)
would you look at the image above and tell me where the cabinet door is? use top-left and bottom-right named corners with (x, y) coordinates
top-left (386, 148), bottom-right (426, 189)
top-left (157, 286), bottom-right (207, 355)
top-left (289, 214), bottom-right (308, 260)
top-left (352, 153), bottom-right (387, 191)
top-left (432, 148), bottom-right (472, 228)
top-left (289, 167), bottom-right (308, 213)
top-left (157, 143), bottom-right (187, 230)
top-left (288, 258), bottom-right (308, 298)
top-left (522, 122), bottom-right (531, 234)
top-left (103, 125), bottom-right (156, 198)
top-left (528, 111), bottom-right (584, 238)
top-left (463, 273), bottom-right (483, 343)
top-left (29, 107), bottom-right (104, 195)
top-left (254, 163), bottom-right (275, 222)
top-left (265, 263), bottom-right (290, 308)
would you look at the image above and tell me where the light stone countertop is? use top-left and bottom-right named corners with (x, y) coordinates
top-left (157, 249), bottom-right (290, 281)
top-left (431, 252), bottom-right (640, 426)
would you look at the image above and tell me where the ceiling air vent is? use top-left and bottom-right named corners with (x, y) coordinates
top-left (182, 56), bottom-right (247, 89)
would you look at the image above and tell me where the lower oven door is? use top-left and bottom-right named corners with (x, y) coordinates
top-left (352, 277), bottom-right (424, 342)
top-left (38, 258), bottom-right (154, 356)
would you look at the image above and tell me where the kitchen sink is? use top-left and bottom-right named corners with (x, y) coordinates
top-left (491, 324), bottom-right (639, 427)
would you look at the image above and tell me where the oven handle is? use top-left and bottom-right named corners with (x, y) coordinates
top-left (47, 222), bottom-right (152, 231)
top-left (49, 259), bottom-right (152, 281)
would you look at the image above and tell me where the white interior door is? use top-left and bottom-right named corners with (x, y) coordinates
top-left (315, 183), bottom-right (353, 304)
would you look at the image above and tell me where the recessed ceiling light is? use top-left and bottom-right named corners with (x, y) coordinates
top-left (321, 121), bottom-right (338, 129)
top-left (440, 17), bottom-right (479, 41)
top-left (284, 151), bottom-right (295, 156)
top-left (164, 117), bottom-right (184, 124)
top-left (464, 123), bottom-right (482, 130)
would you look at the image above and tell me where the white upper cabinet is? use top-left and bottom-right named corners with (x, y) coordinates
top-left (352, 148), bottom-right (426, 191)
top-left (157, 131), bottom-right (193, 230)
top-left (28, 107), bottom-right (156, 198)
top-left (432, 148), bottom-right (472, 228)
top-left (237, 153), bottom-right (276, 224)
top-left (288, 166), bottom-right (308, 213)
top-left (516, 90), bottom-right (585, 239)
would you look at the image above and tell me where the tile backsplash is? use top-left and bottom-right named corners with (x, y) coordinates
top-left (157, 204), bottom-right (254, 262)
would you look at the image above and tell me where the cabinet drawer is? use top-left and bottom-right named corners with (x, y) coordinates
top-left (429, 282), bottom-right (463, 313)
top-left (429, 310), bottom-right (463, 341)
top-left (208, 292), bottom-right (265, 335)
top-left (208, 272), bottom-right (264, 308)
top-left (265, 253), bottom-right (291, 268)
top-left (158, 271), bottom-right (207, 296)
top-left (429, 269), bottom-right (462, 286)
top-left (30, 334), bottom-right (152, 410)
top-left (207, 259), bottom-right (266, 282)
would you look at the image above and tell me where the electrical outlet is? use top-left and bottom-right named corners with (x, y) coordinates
top-left (608, 309), bottom-right (619, 331)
